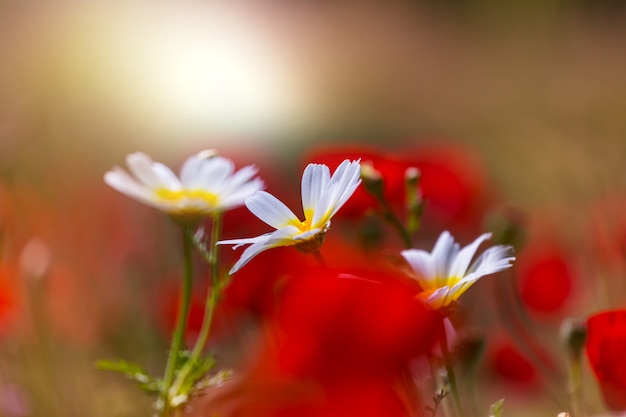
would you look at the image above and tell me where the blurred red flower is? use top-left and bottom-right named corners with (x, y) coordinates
top-left (274, 267), bottom-right (438, 376)
top-left (489, 341), bottom-right (536, 384)
top-left (305, 142), bottom-right (492, 236)
top-left (0, 266), bottom-right (20, 335)
top-left (188, 266), bottom-right (438, 417)
top-left (405, 144), bottom-right (491, 234)
top-left (516, 239), bottom-right (574, 314)
top-left (586, 309), bottom-right (626, 412)
top-left (156, 234), bottom-right (398, 346)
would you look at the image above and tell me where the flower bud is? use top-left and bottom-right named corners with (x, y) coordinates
top-left (560, 317), bottom-right (587, 360)
top-left (360, 161), bottom-right (384, 199)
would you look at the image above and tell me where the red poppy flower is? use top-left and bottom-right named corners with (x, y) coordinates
top-left (516, 240), bottom-right (574, 314)
top-left (586, 309), bottom-right (626, 411)
top-left (489, 341), bottom-right (536, 384)
top-left (185, 266), bottom-right (437, 417)
top-left (186, 371), bottom-right (419, 417)
top-left (274, 267), bottom-right (439, 377)
top-left (305, 143), bottom-right (492, 236)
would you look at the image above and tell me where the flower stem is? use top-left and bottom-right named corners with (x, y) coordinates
top-left (312, 249), bottom-right (328, 268)
top-left (169, 214), bottom-right (223, 401)
top-left (377, 198), bottom-right (413, 249)
top-left (160, 225), bottom-right (195, 416)
top-left (360, 169), bottom-right (414, 248)
top-left (438, 321), bottom-right (465, 417)
top-left (568, 355), bottom-right (583, 416)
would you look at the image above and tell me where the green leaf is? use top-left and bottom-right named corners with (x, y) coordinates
top-left (95, 358), bottom-right (149, 380)
top-left (489, 399), bottom-right (505, 417)
top-left (95, 358), bottom-right (162, 395)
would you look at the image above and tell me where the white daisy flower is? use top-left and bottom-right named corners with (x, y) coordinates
top-left (219, 159), bottom-right (361, 274)
top-left (104, 150), bottom-right (264, 221)
top-left (401, 231), bottom-right (515, 311)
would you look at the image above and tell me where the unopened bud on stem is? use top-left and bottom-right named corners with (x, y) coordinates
top-left (360, 161), bottom-right (384, 198)
top-left (560, 317), bottom-right (587, 360)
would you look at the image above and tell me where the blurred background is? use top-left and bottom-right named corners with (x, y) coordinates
top-left (0, 1), bottom-right (625, 416)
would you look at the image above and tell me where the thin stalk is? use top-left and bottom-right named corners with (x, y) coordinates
top-left (361, 170), bottom-right (414, 248)
top-left (427, 354), bottom-right (451, 417)
top-left (160, 225), bottom-right (194, 416)
top-left (170, 214), bottom-right (223, 399)
top-left (568, 355), bottom-right (583, 417)
top-left (377, 198), bottom-right (413, 249)
top-left (493, 271), bottom-right (567, 409)
top-left (312, 249), bottom-right (328, 268)
top-left (438, 321), bottom-right (465, 417)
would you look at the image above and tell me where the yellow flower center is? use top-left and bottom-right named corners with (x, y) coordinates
top-left (155, 188), bottom-right (219, 206)
top-left (297, 219), bottom-right (312, 233)
top-left (441, 275), bottom-right (462, 287)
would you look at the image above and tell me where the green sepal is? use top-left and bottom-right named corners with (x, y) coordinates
top-left (489, 399), bottom-right (505, 417)
top-left (178, 354), bottom-right (216, 395)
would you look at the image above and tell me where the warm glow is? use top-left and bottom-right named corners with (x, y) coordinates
top-left (115, 4), bottom-right (295, 137)
top-left (3, 3), bottom-right (302, 149)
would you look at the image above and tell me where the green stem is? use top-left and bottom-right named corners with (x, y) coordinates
top-left (569, 356), bottom-right (583, 417)
top-left (438, 320), bottom-right (465, 417)
top-left (361, 170), bottom-right (414, 248)
top-left (427, 354), bottom-right (450, 417)
top-left (160, 225), bottom-right (194, 416)
top-left (189, 214), bottom-right (222, 362)
top-left (169, 214), bottom-right (223, 401)
top-left (378, 199), bottom-right (413, 249)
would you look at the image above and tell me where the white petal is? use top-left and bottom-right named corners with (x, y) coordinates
top-left (431, 231), bottom-right (459, 283)
top-left (218, 233), bottom-right (273, 249)
top-left (311, 160), bottom-right (361, 227)
top-left (227, 165), bottom-right (261, 189)
top-left (245, 191), bottom-right (299, 229)
top-left (427, 287), bottom-right (450, 310)
top-left (301, 163), bottom-right (330, 222)
top-left (449, 233), bottom-right (492, 278)
top-left (324, 160), bottom-right (361, 218)
top-left (227, 227), bottom-right (299, 274)
top-left (219, 179), bottom-right (265, 210)
top-left (401, 249), bottom-right (435, 287)
top-left (105, 168), bottom-right (162, 208)
top-left (265, 225), bottom-right (302, 243)
top-left (292, 227), bottom-right (324, 241)
top-left (152, 163), bottom-right (183, 191)
top-left (227, 237), bottom-right (273, 274)
top-left (179, 154), bottom-right (204, 187)
top-left (126, 152), bottom-right (162, 189)
top-left (470, 245), bottom-right (515, 276)
top-left (447, 276), bottom-right (481, 300)
top-left (202, 157), bottom-right (235, 188)
top-left (105, 168), bottom-right (146, 198)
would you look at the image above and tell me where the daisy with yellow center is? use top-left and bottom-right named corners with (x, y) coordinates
top-left (104, 151), bottom-right (264, 221)
top-left (401, 231), bottom-right (515, 311)
top-left (219, 159), bottom-right (361, 274)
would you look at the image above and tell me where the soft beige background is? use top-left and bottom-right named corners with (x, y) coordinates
top-left (0, 2), bottom-right (625, 416)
